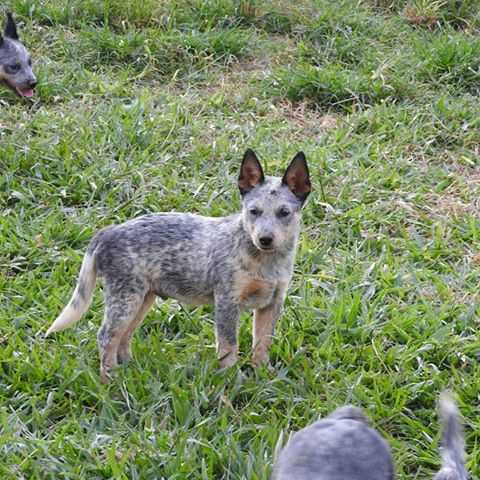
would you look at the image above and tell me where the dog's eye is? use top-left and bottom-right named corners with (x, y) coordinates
top-left (249, 207), bottom-right (262, 216)
top-left (7, 63), bottom-right (21, 73)
top-left (28, 58), bottom-right (32, 67)
top-left (278, 208), bottom-right (290, 218)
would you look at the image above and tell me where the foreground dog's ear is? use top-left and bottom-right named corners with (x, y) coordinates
top-left (282, 152), bottom-right (311, 203)
top-left (4, 12), bottom-right (19, 40)
top-left (238, 149), bottom-right (265, 196)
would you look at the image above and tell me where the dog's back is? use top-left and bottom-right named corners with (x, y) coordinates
top-left (273, 406), bottom-right (394, 480)
top-left (434, 393), bottom-right (469, 480)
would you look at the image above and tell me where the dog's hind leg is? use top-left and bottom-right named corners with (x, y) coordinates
top-left (117, 292), bottom-right (156, 365)
top-left (97, 280), bottom-right (147, 383)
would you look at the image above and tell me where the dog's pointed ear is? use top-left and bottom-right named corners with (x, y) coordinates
top-left (282, 152), bottom-right (311, 204)
top-left (238, 149), bottom-right (265, 196)
top-left (4, 12), bottom-right (19, 40)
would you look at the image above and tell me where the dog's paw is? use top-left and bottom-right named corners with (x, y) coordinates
top-left (252, 358), bottom-right (275, 374)
top-left (100, 368), bottom-right (113, 384)
top-left (218, 350), bottom-right (238, 369)
top-left (116, 347), bottom-right (132, 365)
top-left (251, 349), bottom-right (270, 368)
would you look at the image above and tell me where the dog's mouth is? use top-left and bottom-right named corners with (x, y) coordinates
top-left (256, 244), bottom-right (276, 253)
top-left (15, 86), bottom-right (34, 97)
top-left (2, 80), bottom-right (35, 98)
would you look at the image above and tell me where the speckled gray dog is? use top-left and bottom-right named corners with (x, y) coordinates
top-left (273, 406), bottom-right (394, 480)
top-left (46, 149), bottom-right (311, 382)
top-left (0, 13), bottom-right (37, 98)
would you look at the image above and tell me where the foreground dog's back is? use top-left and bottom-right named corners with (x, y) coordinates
top-left (434, 393), bottom-right (468, 480)
top-left (273, 406), bottom-right (394, 480)
top-left (273, 394), bottom-right (469, 480)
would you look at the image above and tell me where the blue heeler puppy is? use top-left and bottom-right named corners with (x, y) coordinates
top-left (434, 392), bottom-right (469, 480)
top-left (0, 12), bottom-right (37, 97)
top-left (46, 149), bottom-right (311, 382)
top-left (272, 406), bottom-right (394, 480)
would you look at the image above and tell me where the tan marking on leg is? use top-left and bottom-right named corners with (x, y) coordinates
top-left (117, 292), bottom-right (156, 365)
top-left (252, 306), bottom-right (276, 366)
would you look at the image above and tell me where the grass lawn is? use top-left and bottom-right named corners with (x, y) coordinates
top-left (2, 0), bottom-right (480, 478)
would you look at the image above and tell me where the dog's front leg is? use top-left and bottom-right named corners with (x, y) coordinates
top-left (252, 285), bottom-right (287, 367)
top-left (214, 294), bottom-right (240, 369)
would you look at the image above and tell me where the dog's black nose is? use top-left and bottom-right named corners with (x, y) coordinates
top-left (28, 79), bottom-right (37, 88)
top-left (259, 236), bottom-right (273, 247)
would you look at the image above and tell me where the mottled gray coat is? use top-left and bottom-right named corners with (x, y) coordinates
top-left (46, 149), bottom-right (311, 382)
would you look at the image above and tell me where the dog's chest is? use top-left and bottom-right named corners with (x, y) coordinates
top-left (232, 252), bottom-right (293, 309)
top-left (234, 270), bottom-right (278, 310)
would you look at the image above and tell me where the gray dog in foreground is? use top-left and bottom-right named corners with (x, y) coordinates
top-left (0, 12), bottom-right (36, 97)
top-left (273, 393), bottom-right (468, 480)
top-left (46, 149), bottom-right (311, 382)
top-left (273, 405), bottom-right (395, 480)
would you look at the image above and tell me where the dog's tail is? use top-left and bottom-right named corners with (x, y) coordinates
top-left (45, 252), bottom-right (97, 336)
top-left (434, 392), bottom-right (469, 480)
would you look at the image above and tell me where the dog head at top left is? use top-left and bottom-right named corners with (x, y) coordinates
top-left (0, 12), bottom-right (37, 98)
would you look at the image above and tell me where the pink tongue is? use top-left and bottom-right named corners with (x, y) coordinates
top-left (16, 87), bottom-right (34, 97)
